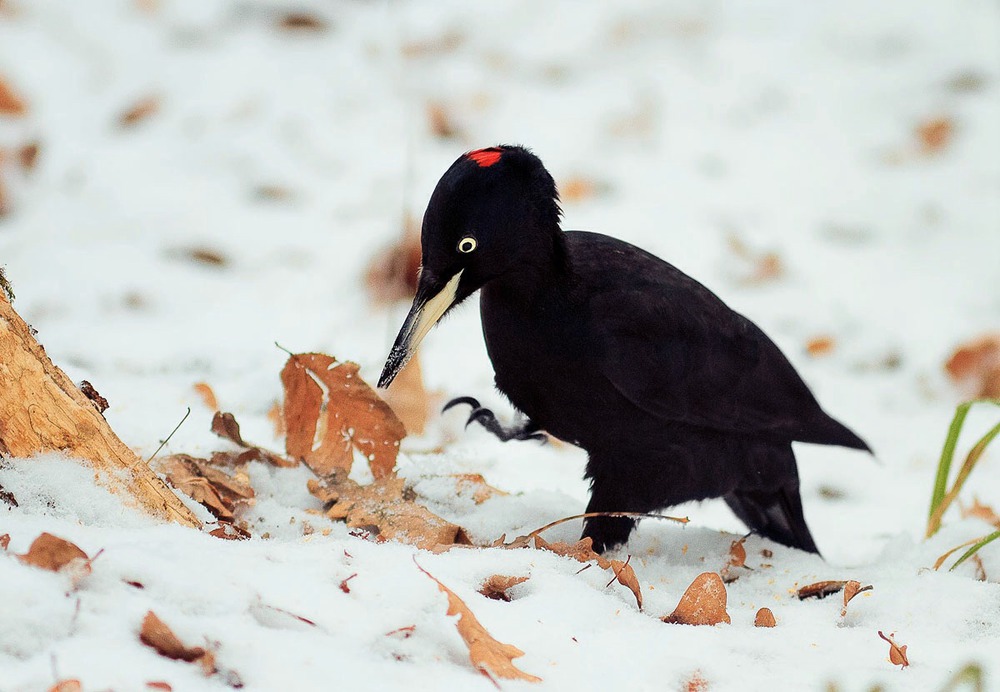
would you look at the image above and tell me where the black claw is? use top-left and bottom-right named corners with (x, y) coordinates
top-left (443, 396), bottom-right (481, 414)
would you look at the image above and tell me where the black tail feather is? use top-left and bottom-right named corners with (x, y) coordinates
top-left (724, 485), bottom-right (820, 555)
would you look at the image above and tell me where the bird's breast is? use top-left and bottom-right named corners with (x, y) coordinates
top-left (479, 284), bottom-right (614, 444)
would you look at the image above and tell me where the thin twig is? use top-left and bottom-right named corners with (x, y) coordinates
top-left (528, 511), bottom-right (688, 538)
top-left (146, 407), bottom-right (191, 463)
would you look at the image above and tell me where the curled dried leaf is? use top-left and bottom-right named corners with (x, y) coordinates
top-left (840, 580), bottom-right (873, 618)
top-left (140, 611), bottom-right (207, 663)
top-left (754, 607), bottom-right (777, 627)
top-left (797, 580), bottom-right (848, 600)
top-left (158, 454), bottom-right (255, 522)
top-left (961, 498), bottom-right (1000, 528)
top-left (608, 557), bottom-right (642, 610)
top-left (453, 473), bottom-right (508, 504)
top-left (663, 572), bottom-right (731, 626)
top-left (877, 630), bottom-right (910, 668)
top-left (0, 533), bottom-right (9, 550)
top-left (415, 560), bottom-right (541, 682)
top-left (119, 95), bottom-right (160, 128)
top-left (193, 383), bottom-right (219, 411)
top-left (479, 575), bottom-right (529, 602)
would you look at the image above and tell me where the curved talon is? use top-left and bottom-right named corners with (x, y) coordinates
top-left (442, 396), bottom-right (481, 414)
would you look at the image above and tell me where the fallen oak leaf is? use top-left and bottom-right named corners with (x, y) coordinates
top-left (414, 558), bottom-right (541, 682)
top-left (281, 353), bottom-right (405, 479)
top-left (721, 535), bottom-right (749, 583)
top-left (210, 411), bottom-right (297, 468)
top-left (158, 454), bottom-right (255, 522)
top-left (18, 533), bottom-right (88, 572)
top-left (140, 611), bottom-right (211, 666)
top-left (308, 474), bottom-right (470, 550)
top-left (877, 630), bottom-right (910, 668)
top-left (663, 572), bottom-right (731, 625)
top-left (841, 580), bottom-right (874, 618)
top-left (754, 607), bottom-right (776, 627)
top-left (945, 334), bottom-right (1000, 398)
top-left (607, 556), bottom-right (642, 610)
top-left (797, 580), bottom-right (849, 600)
top-left (479, 575), bottom-right (529, 602)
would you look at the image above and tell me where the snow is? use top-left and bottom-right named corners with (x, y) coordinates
top-left (2, 0), bottom-right (999, 689)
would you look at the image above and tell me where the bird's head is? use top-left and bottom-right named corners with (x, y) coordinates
top-left (378, 145), bottom-right (562, 388)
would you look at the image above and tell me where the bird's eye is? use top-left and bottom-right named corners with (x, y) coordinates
top-left (458, 236), bottom-right (478, 254)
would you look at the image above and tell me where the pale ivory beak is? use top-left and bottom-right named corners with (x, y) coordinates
top-left (378, 270), bottom-right (463, 388)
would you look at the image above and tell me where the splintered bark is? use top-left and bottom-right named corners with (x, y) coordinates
top-left (0, 291), bottom-right (200, 527)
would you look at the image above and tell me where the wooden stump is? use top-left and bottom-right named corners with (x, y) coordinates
top-left (0, 290), bottom-right (200, 527)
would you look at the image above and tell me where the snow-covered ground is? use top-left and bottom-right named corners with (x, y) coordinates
top-left (2, 0), bottom-right (999, 689)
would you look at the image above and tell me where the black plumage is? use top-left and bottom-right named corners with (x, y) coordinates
top-left (379, 145), bottom-right (870, 554)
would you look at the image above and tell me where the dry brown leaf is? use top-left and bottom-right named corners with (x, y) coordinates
top-left (877, 630), bottom-right (909, 668)
top-left (18, 533), bottom-right (88, 572)
top-left (208, 522), bottom-right (250, 541)
top-left (917, 117), bottom-right (953, 154)
top-left (193, 383), bottom-right (219, 411)
top-left (961, 497), bottom-right (1000, 528)
top-left (805, 335), bottom-right (836, 358)
top-left (796, 580), bottom-right (849, 600)
top-left (379, 351), bottom-right (430, 435)
top-left (282, 353), bottom-right (405, 479)
top-left (479, 575), bottom-right (529, 602)
top-left (683, 671), bottom-right (709, 692)
top-left (533, 535), bottom-right (610, 569)
top-left (278, 12), bottom-right (327, 31)
top-left (754, 607), bottom-right (776, 627)
top-left (427, 102), bottom-right (461, 139)
top-left (721, 535), bottom-right (748, 582)
top-left (209, 410), bottom-right (297, 468)
top-left (308, 475), bottom-right (470, 550)
top-left (0, 76), bottom-right (27, 115)
top-left (663, 572), bottom-right (731, 625)
top-left (119, 95), bottom-right (160, 128)
top-left (158, 454), bottom-right (254, 522)
top-left (840, 580), bottom-right (873, 618)
top-left (945, 334), bottom-right (1000, 398)
top-left (560, 177), bottom-right (612, 203)
top-left (401, 30), bottom-right (463, 58)
top-left (0, 533), bottom-right (9, 550)
top-left (18, 141), bottom-right (39, 171)
top-left (48, 681), bottom-right (82, 692)
top-left (364, 218), bottom-right (422, 305)
top-left (146, 683), bottom-right (173, 691)
top-left (453, 473), bottom-right (508, 504)
top-left (140, 611), bottom-right (215, 674)
top-left (726, 234), bottom-right (783, 285)
top-left (609, 558), bottom-right (643, 610)
top-left (415, 561), bottom-right (541, 682)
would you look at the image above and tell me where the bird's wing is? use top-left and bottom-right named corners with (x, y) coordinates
top-left (592, 276), bottom-right (826, 440)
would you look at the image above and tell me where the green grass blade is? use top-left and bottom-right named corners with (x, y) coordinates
top-left (927, 402), bottom-right (973, 536)
top-left (927, 417), bottom-right (1000, 537)
top-left (949, 529), bottom-right (1000, 571)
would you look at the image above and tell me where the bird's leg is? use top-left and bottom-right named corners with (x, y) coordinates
top-left (443, 397), bottom-right (547, 442)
